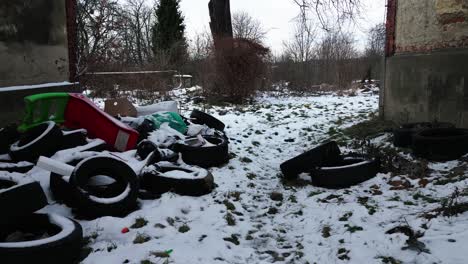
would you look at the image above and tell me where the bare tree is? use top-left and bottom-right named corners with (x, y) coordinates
top-left (282, 21), bottom-right (316, 62)
top-left (365, 23), bottom-right (386, 58)
top-left (292, 0), bottom-right (362, 31)
top-left (120, 0), bottom-right (155, 65)
top-left (232, 11), bottom-right (267, 43)
top-left (361, 23), bottom-right (386, 82)
top-left (317, 30), bottom-right (358, 87)
top-left (77, 0), bottom-right (125, 72)
top-left (189, 30), bottom-right (213, 61)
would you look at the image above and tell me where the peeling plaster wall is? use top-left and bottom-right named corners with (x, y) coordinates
top-left (395, 0), bottom-right (468, 53)
top-left (0, 0), bottom-right (70, 87)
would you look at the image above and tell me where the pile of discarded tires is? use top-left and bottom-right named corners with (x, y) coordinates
top-left (393, 122), bottom-right (468, 161)
top-left (280, 141), bottom-right (381, 188)
top-left (0, 110), bottom-right (227, 263)
top-left (0, 173), bottom-right (83, 263)
top-left (0, 110), bottom-right (226, 216)
top-left (132, 109), bottom-right (230, 168)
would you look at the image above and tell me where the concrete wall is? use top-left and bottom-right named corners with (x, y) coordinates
top-left (384, 49), bottom-right (468, 125)
top-left (383, 0), bottom-right (468, 127)
top-left (395, 0), bottom-right (468, 53)
top-left (0, 0), bottom-right (70, 87)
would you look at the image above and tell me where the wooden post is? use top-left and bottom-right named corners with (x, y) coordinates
top-left (208, 0), bottom-right (233, 48)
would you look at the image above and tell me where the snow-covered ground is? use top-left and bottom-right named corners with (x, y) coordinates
top-left (28, 87), bottom-right (467, 263)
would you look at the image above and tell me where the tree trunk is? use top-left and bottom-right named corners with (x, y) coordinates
top-left (208, 0), bottom-right (233, 48)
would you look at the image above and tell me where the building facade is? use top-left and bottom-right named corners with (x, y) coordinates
top-left (0, 0), bottom-right (77, 124)
top-left (383, 0), bottom-right (468, 126)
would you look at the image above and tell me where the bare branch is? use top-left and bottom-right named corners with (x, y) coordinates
top-left (232, 11), bottom-right (267, 43)
top-left (292, 0), bottom-right (362, 31)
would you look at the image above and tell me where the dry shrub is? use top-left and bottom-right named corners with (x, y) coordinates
top-left (203, 38), bottom-right (270, 104)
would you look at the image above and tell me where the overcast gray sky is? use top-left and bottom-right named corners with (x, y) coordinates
top-left (180, 0), bottom-right (387, 54)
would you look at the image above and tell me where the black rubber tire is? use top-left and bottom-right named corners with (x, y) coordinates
top-left (49, 156), bottom-right (127, 206)
top-left (174, 135), bottom-right (229, 168)
top-left (0, 213), bottom-right (83, 264)
top-left (0, 162), bottom-right (34, 173)
top-left (77, 140), bottom-right (111, 153)
top-left (141, 163), bottom-right (215, 197)
top-left (412, 128), bottom-right (468, 161)
top-left (61, 129), bottom-right (88, 150)
top-left (50, 173), bottom-right (82, 208)
top-left (190, 110), bottom-right (226, 131)
top-left (69, 156), bottom-right (139, 217)
top-left (136, 119), bottom-right (156, 143)
top-left (138, 189), bottom-right (162, 200)
top-left (393, 122), bottom-right (454, 148)
top-left (280, 141), bottom-right (342, 179)
top-left (0, 124), bottom-right (20, 154)
top-left (137, 140), bottom-right (158, 160)
top-left (9, 121), bottom-right (63, 162)
top-left (311, 154), bottom-right (380, 189)
top-left (0, 175), bottom-right (48, 225)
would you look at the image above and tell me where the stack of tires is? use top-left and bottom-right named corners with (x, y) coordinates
top-left (50, 156), bottom-right (140, 218)
top-left (135, 110), bottom-right (227, 198)
top-left (176, 110), bottom-right (229, 168)
top-left (393, 122), bottom-right (468, 161)
top-left (0, 172), bottom-right (82, 263)
top-left (280, 141), bottom-right (380, 189)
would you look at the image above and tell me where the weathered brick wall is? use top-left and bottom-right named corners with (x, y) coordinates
top-left (395, 0), bottom-right (468, 54)
top-left (0, 0), bottom-right (70, 87)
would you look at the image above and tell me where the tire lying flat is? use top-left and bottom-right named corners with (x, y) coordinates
top-left (69, 156), bottom-right (139, 217)
top-left (190, 110), bottom-right (226, 131)
top-left (393, 122), bottom-right (454, 148)
top-left (0, 173), bottom-right (48, 225)
top-left (0, 213), bottom-right (83, 264)
top-left (412, 128), bottom-right (468, 161)
top-left (9, 121), bottom-right (63, 162)
top-left (280, 141), bottom-right (342, 179)
top-left (141, 162), bottom-right (215, 197)
top-left (175, 134), bottom-right (229, 168)
top-left (311, 154), bottom-right (380, 189)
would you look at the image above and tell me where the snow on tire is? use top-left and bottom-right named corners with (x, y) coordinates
top-left (412, 128), bottom-right (468, 161)
top-left (0, 172), bottom-right (48, 224)
top-left (0, 213), bottom-right (83, 264)
top-left (141, 162), bottom-right (215, 197)
top-left (174, 134), bottom-right (229, 168)
top-left (190, 110), bottom-right (226, 131)
top-left (69, 156), bottom-right (139, 217)
top-left (0, 161), bottom-right (34, 173)
top-left (311, 154), bottom-right (380, 189)
top-left (9, 121), bottom-right (63, 162)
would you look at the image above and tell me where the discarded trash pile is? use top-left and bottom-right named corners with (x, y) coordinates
top-left (392, 122), bottom-right (468, 161)
top-left (0, 93), bottom-right (228, 263)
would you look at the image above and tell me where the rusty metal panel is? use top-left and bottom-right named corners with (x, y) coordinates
top-left (385, 0), bottom-right (397, 57)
